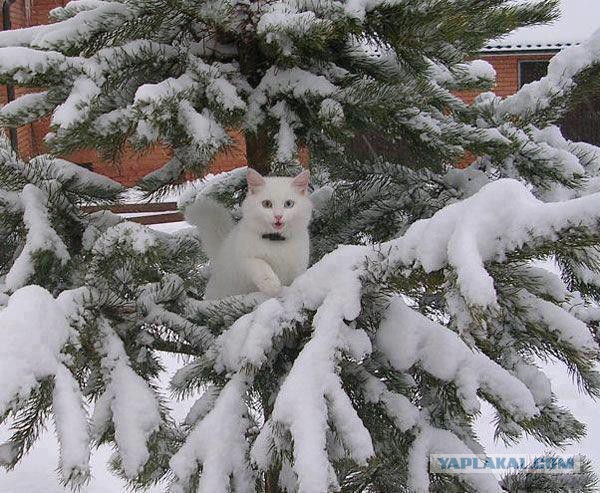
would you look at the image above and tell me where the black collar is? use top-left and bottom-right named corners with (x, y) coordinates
top-left (262, 232), bottom-right (286, 241)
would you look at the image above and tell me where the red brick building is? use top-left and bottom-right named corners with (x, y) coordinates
top-left (0, 0), bottom-right (591, 186)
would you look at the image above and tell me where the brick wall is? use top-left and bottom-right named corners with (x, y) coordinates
top-left (2, 0), bottom-right (34, 157)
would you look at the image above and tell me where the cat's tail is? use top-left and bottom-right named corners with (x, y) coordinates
top-left (184, 196), bottom-right (234, 260)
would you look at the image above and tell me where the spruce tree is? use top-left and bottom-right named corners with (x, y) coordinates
top-left (1, 0), bottom-right (600, 491)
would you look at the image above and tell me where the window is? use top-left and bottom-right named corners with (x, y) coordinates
top-left (519, 60), bottom-right (549, 88)
top-left (517, 60), bottom-right (599, 146)
top-left (561, 92), bottom-right (600, 147)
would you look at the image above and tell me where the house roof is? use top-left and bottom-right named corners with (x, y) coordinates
top-left (482, 41), bottom-right (580, 53)
top-left (483, 0), bottom-right (600, 53)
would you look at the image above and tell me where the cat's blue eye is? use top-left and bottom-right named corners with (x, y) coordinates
top-left (284, 200), bottom-right (295, 208)
top-left (262, 200), bottom-right (272, 208)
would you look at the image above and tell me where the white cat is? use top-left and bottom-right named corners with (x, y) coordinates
top-left (185, 169), bottom-right (312, 299)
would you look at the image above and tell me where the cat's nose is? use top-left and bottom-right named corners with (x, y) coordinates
top-left (274, 214), bottom-right (283, 221)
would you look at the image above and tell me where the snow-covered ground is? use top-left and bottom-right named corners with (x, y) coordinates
top-left (1, 220), bottom-right (598, 492)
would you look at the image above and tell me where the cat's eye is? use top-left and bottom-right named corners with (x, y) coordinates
top-left (284, 200), bottom-right (295, 208)
top-left (262, 200), bottom-right (272, 208)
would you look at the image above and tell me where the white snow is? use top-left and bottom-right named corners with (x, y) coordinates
top-left (133, 74), bottom-right (196, 106)
top-left (28, 2), bottom-right (134, 51)
top-left (170, 374), bottom-right (253, 493)
top-left (359, 367), bottom-right (420, 432)
top-left (0, 286), bottom-right (72, 416)
top-left (0, 47), bottom-right (67, 84)
top-left (215, 297), bottom-right (298, 372)
top-left (512, 362), bottom-right (553, 407)
top-left (257, 2), bottom-right (330, 55)
top-left (190, 58), bottom-right (247, 112)
top-left (52, 364), bottom-right (91, 484)
top-left (49, 0), bottom-right (109, 21)
top-left (98, 318), bottom-right (161, 478)
top-left (344, 0), bottom-right (388, 21)
top-left (0, 91), bottom-right (51, 122)
top-left (376, 296), bottom-right (539, 418)
top-left (5, 184), bottom-right (70, 291)
top-left (246, 66), bottom-right (338, 130)
top-left (248, 245), bottom-right (374, 492)
top-left (138, 277), bottom-right (214, 349)
top-left (42, 157), bottom-right (124, 192)
top-left (463, 59), bottom-right (496, 81)
top-left (91, 221), bottom-right (158, 256)
top-left (183, 386), bottom-right (220, 426)
top-left (408, 425), bottom-right (502, 493)
top-left (515, 289), bottom-right (598, 352)
top-left (178, 101), bottom-right (229, 151)
top-left (52, 77), bottom-right (101, 129)
top-left (388, 179), bottom-right (600, 308)
top-left (270, 101), bottom-right (298, 162)
top-left (318, 98), bottom-right (345, 126)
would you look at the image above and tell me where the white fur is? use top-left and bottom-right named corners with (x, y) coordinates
top-left (185, 171), bottom-right (312, 299)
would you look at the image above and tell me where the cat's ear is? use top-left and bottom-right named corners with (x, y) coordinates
top-left (247, 168), bottom-right (266, 193)
top-left (292, 170), bottom-right (310, 194)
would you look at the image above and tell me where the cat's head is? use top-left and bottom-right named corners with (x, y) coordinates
top-left (242, 169), bottom-right (313, 235)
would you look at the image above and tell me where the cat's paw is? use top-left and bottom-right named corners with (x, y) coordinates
top-left (257, 276), bottom-right (282, 298)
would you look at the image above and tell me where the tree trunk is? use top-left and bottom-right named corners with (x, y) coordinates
top-left (246, 127), bottom-right (272, 175)
top-left (238, 29), bottom-right (272, 175)
top-left (264, 468), bottom-right (281, 493)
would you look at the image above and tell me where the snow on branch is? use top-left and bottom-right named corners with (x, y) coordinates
top-left (429, 59), bottom-right (497, 89)
top-left (214, 244), bottom-right (369, 374)
top-left (388, 179), bottom-right (600, 309)
top-left (375, 296), bottom-right (539, 418)
top-left (5, 184), bottom-right (70, 291)
top-left (257, 2), bottom-right (332, 56)
top-left (20, 2), bottom-right (133, 51)
top-left (215, 244), bottom-right (373, 490)
top-left (0, 47), bottom-right (70, 84)
top-left (93, 39), bottom-right (180, 75)
top-left (134, 74), bottom-right (197, 108)
top-left (52, 364), bottom-right (91, 485)
top-left (91, 221), bottom-right (158, 256)
top-left (0, 285), bottom-right (73, 416)
top-left (188, 57), bottom-right (246, 113)
top-left (178, 101), bottom-right (230, 153)
top-left (271, 101), bottom-right (298, 163)
top-left (177, 166), bottom-right (248, 209)
top-left (500, 26), bottom-right (600, 117)
top-left (0, 285), bottom-right (93, 482)
top-left (0, 91), bottom-right (56, 127)
top-left (514, 289), bottom-right (598, 354)
top-left (138, 274), bottom-right (215, 350)
top-left (51, 77), bottom-right (100, 130)
top-left (246, 66), bottom-right (338, 130)
top-left (97, 318), bottom-right (161, 478)
top-left (169, 374), bottom-right (253, 493)
top-left (50, 0), bottom-right (113, 21)
top-left (408, 425), bottom-right (502, 493)
top-left (354, 364), bottom-right (420, 432)
top-left (33, 156), bottom-right (124, 196)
